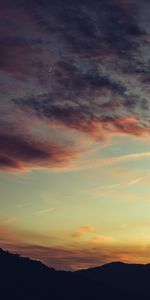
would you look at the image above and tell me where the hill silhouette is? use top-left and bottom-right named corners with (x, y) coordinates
top-left (77, 261), bottom-right (150, 298)
top-left (0, 248), bottom-right (147, 299)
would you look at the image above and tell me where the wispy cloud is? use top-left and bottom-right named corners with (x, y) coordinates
top-left (35, 208), bottom-right (54, 215)
top-left (2, 216), bottom-right (24, 225)
top-left (95, 184), bottom-right (121, 190)
top-left (76, 151), bottom-right (150, 171)
top-left (126, 176), bottom-right (148, 186)
top-left (72, 225), bottom-right (95, 238)
top-left (17, 202), bottom-right (32, 208)
top-left (90, 174), bottom-right (150, 198)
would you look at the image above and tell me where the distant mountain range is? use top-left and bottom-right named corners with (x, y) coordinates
top-left (0, 248), bottom-right (149, 299)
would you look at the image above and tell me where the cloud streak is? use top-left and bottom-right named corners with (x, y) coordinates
top-left (35, 208), bottom-right (54, 215)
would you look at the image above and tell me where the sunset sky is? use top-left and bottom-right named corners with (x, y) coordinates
top-left (0, 0), bottom-right (150, 270)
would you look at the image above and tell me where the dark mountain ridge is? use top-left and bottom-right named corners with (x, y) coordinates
top-left (77, 261), bottom-right (150, 297)
top-left (0, 248), bottom-right (147, 299)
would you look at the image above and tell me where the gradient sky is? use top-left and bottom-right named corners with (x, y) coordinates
top-left (0, 0), bottom-right (150, 270)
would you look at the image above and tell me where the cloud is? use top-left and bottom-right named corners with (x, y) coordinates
top-left (2, 240), bottom-right (150, 271)
top-left (90, 175), bottom-right (149, 198)
top-left (0, 133), bottom-right (79, 171)
top-left (95, 184), bottom-right (121, 190)
top-left (76, 151), bottom-right (150, 171)
top-left (0, 0), bottom-right (150, 172)
top-left (2, 217), bottom-right (24, 225)
top-left (17, 202), bottom-right (32, 209)
top-left (35, 208), bottom-right (54, 215)
top-left (126, 176), bottom-right (148, 186)
top-left (90, 235), bottom-right (115, 244)
top-left (72, 225), bottom-right (95, 238)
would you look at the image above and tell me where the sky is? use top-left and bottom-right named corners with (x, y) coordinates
top-left (0, 0), bottom-right (150, 270)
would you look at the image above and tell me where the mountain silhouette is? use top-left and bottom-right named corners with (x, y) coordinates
top-left (0, 248), bottom-right (147, 299)
top-left (77, 261), bottom-right (150, 298)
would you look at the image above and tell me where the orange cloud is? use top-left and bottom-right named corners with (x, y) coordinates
top-left (90, 235), bottom-right (115, 244)
top-left (72, 225), bottom-right (95, 238)
top-left (0, 132), bottom-right (82, 172)
top-left (58, 116), bottom-right (149, 143)
top-left (84, 116), bottom-right (149, 140)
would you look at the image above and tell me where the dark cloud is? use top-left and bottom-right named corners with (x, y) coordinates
top-left (0, 155), bottom-right (21, 170)
top-left (0, 132), bottom-right (80, 171)
top-left (0, 0), bottom-right (150, 171)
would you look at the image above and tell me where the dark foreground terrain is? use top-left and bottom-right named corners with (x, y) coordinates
top-left (0, 248), bottom-right (149, 299)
